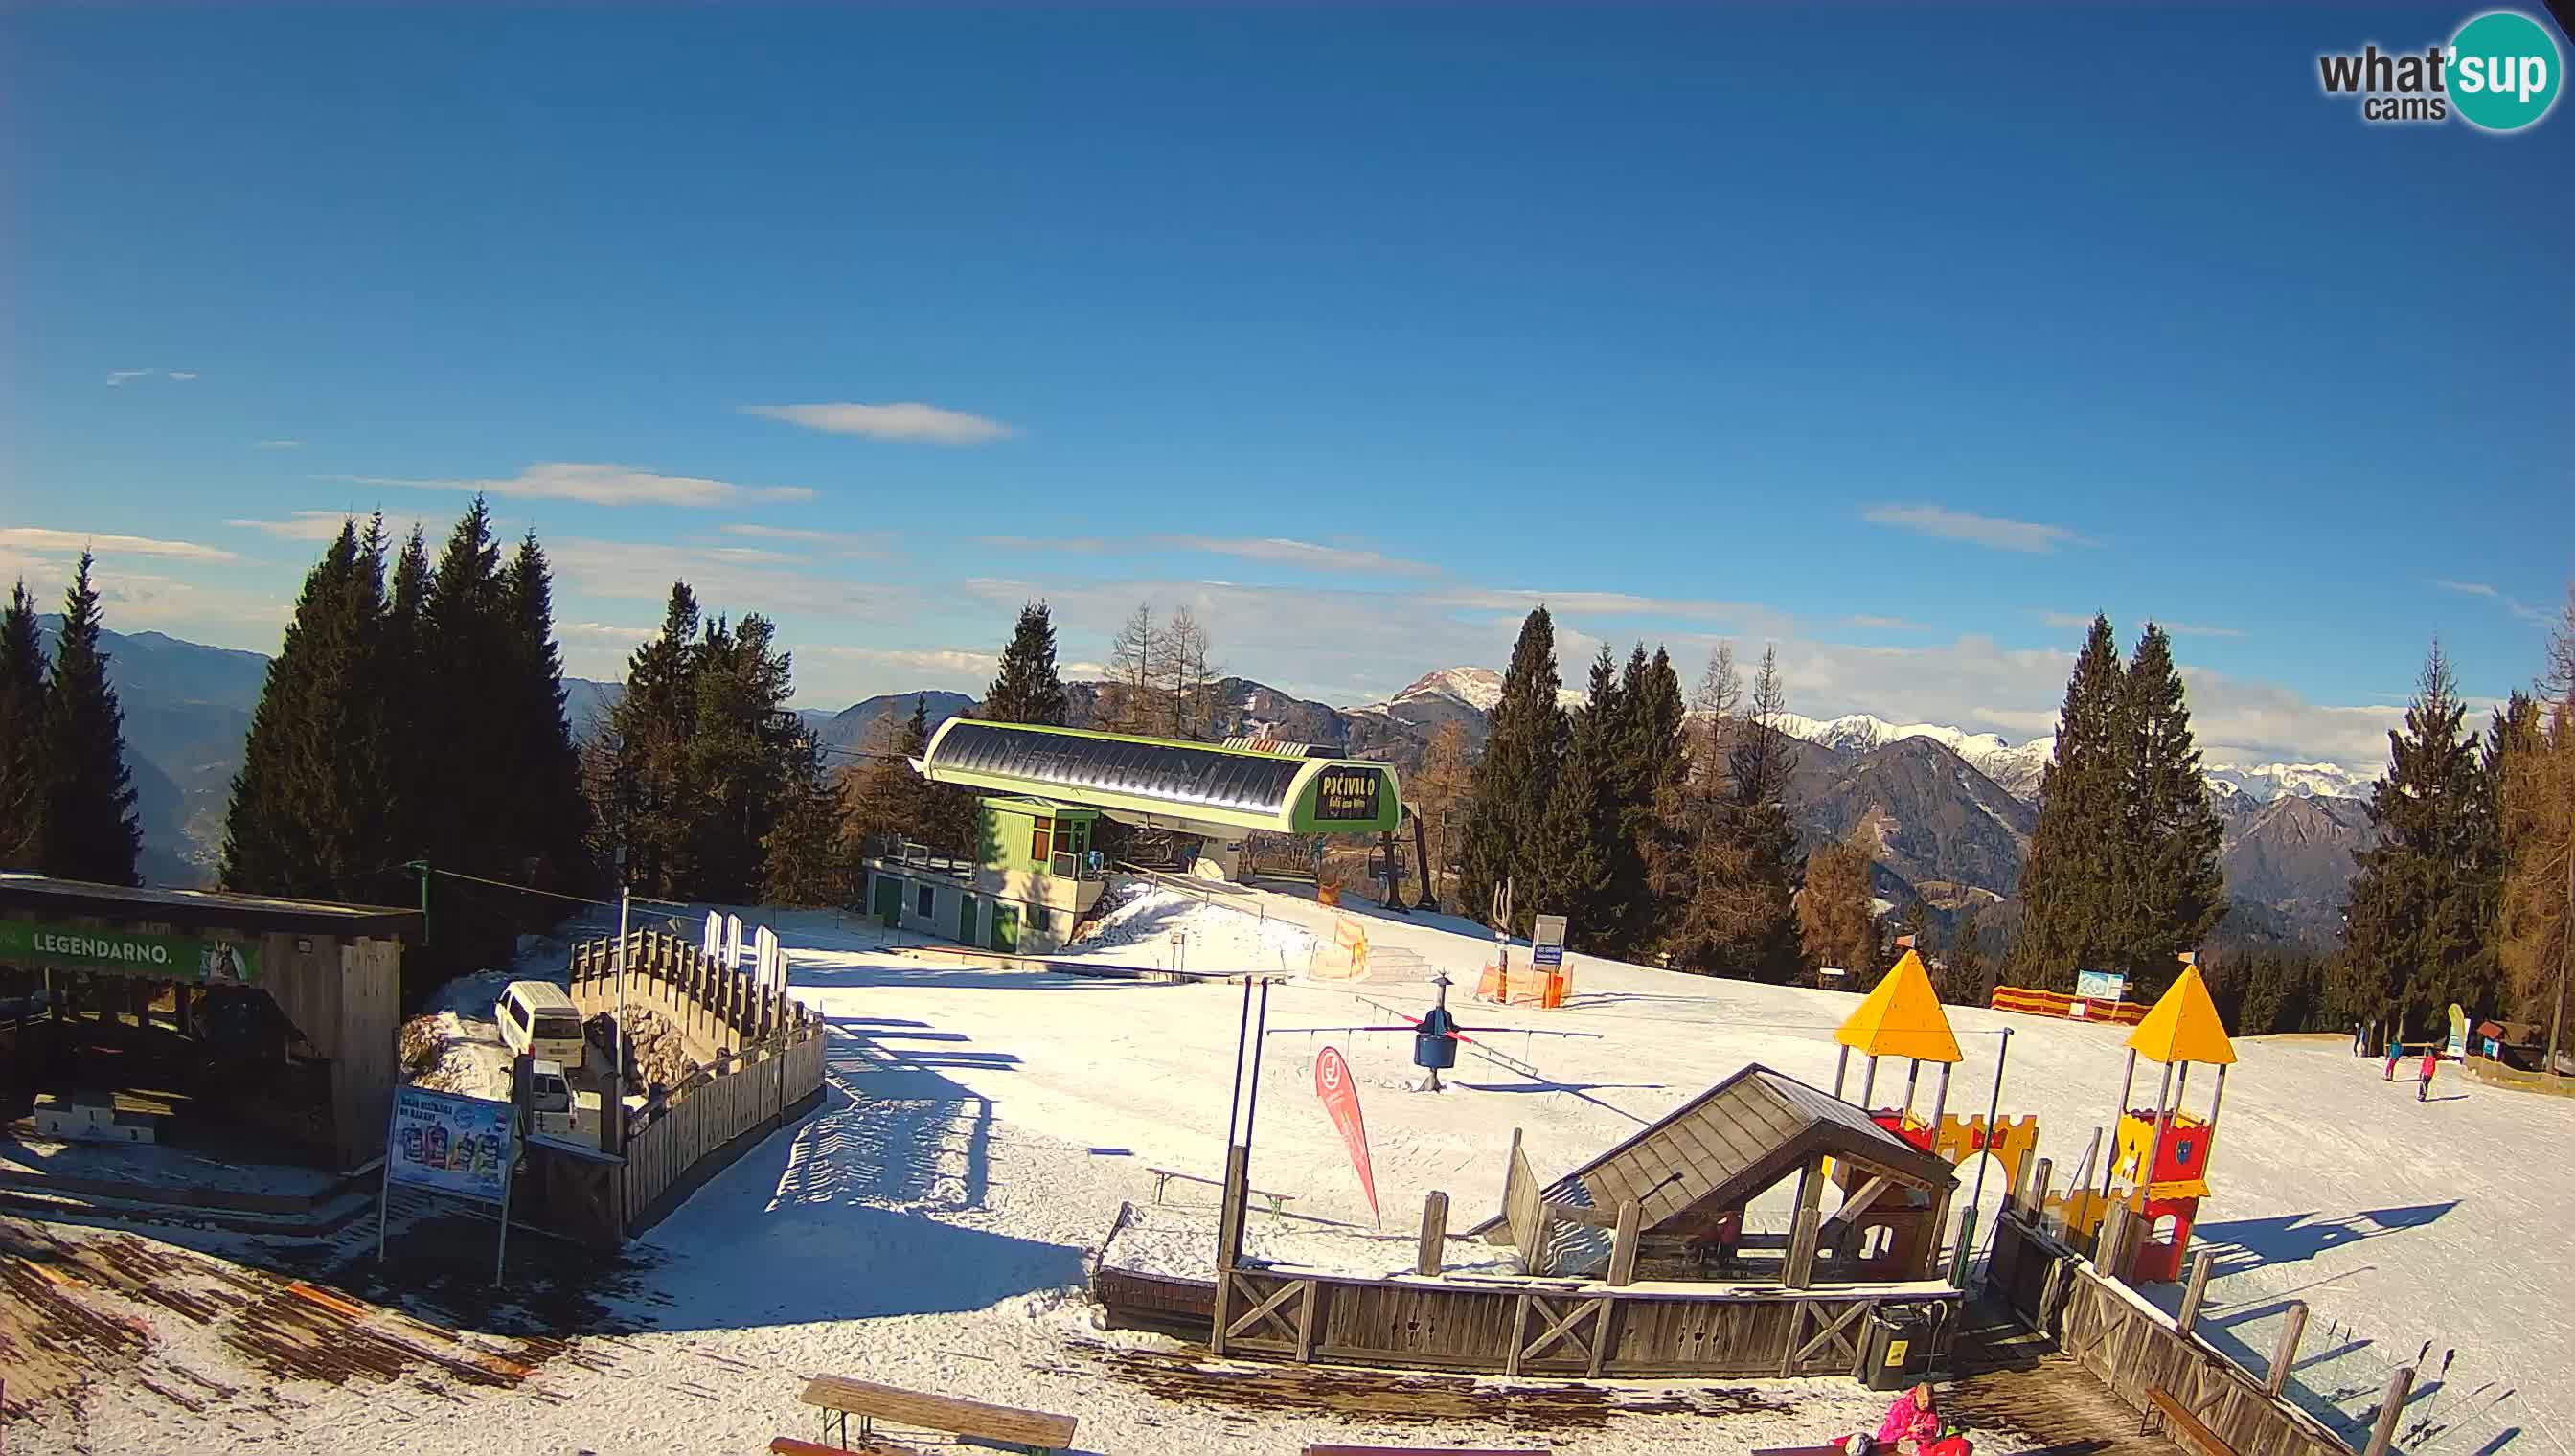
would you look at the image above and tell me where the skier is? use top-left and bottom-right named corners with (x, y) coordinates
top-left (2352, 1022), bottom-right (2365, 1058)
top-left (2384, 1038), bottom-right (2404, 1081)
top-left (2418, 1047), bottom-right (2438, 1102)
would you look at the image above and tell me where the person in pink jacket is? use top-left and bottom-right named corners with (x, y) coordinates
top-left (1878, 1383), bottom-right (1942, 1452)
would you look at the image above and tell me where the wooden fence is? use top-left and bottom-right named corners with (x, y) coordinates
top-left (1990, 1212), bottom-right (2358, 1456)
top-left (2460, 1051), bottom-right (2575, 1098)
top-left (524, 927), bottom-right (829, 1242)
top-left (1097, 1254), bottom-right (1953, 1378)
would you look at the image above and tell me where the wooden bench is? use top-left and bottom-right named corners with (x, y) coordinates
top-left (1149, 1165), bottom-right (1296, 1214)
top-left (1305, 1447), bottom-right (1550, 1456)
top-left (2144, 1386), bottom-right (2243, 1456)
top-left (798, 1375), bottom-right (1078, 1455)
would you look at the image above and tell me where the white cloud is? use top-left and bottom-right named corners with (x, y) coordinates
top-left (2037, 610), bottom-right (2243, 640)
top-left (1845, 615), bottom-right (1928, 631)
top-left (1862, 504), bottom-right (2098, 554)
top-left (166, 370), bottom-right (198, 381)
top-left (547, 536), bottom-right (907, 622)
top-left (333, 462), bottom-right (815, 509)
top-left (1151, 535), bottom-right (1443, 578)
top-left (2432, 578), bottom-right (2551, 628)
top-left (739, 402), bottom-right (1014, 444)
top-left (2163, 622), bottom-right (2246, 640)
top-left (1427, 587), bottom-right (1790, 631)
top-left (718, 523), bottom-right (890, 556)
top-left (104, 369), bottom-right (155, 386)
top-left (806, 645), bottom-right (1000, 677)
top-left (2434, 579), bottom-right (2498, 598)
top-left (227, 511), bottom-right (437, 545)
top-left (0, 527), bottom-right (238, 562)
top-left (255, 439), bottom-right (304, 450)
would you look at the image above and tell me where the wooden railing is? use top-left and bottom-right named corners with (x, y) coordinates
top-left (1990, 1211), bottom-right (2361, 1456)
top-left (550, 926), bottom-right (830, 1238)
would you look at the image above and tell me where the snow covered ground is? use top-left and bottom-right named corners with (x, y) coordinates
top-left (12, 883), bottom-right (2571, 1456)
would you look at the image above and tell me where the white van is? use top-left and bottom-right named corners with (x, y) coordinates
top-left (495, 981), bottom-right (586, 1067)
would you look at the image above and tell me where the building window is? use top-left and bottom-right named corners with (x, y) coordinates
top-left (1053, 821), bottom-right (1079, 858)
top-left (917, 884), bottom-right (934, 919)
top-left (1030, 816), bottom-right (1053, 863)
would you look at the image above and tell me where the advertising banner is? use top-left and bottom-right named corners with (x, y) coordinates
top-left (0, 918), bottom-right (259, 984)
top-left (385, 1086), bottom-right (514, 1203)
top-left (1312, 766), bottom-right (1384, 823)
top-left (1312, 1046), bottom-right (1380, 1226)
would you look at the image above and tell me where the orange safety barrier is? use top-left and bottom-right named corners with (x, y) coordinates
top-left (1475, 961), bottom-right (1569, 1009)
top-left (1990, 984), bottom-right (2147, 1026)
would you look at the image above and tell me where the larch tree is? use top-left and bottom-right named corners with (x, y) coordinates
top-left (1409, 720), bottom-right (1475, 896)
top-left (1456, 606), bottom-right (1568, 936)
top-left (0, 581), bottom-right (51, 869)
top-left (40, 553), bottom-right (144, 886)
top-left (2501, 583), bottom-right (2575, 1059)
top-left (1105, 603), bottom-right (1157, 735)
top-left (984, 602), bottom-right (1070, 726)
top-left (1798, 831), bottom-right (1878, 980)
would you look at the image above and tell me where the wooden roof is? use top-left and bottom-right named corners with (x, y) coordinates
top-left (0, 874), bottom-right (421, 939)
top-left (1522, 1063), bottom-right (1956, 1234)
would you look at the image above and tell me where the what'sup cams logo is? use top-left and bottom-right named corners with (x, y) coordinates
top-left (2317, 9), bottom-right (2563, 130)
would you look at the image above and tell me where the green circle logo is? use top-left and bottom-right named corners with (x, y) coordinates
top-left (2449, 11), bottom-right (2563, 131)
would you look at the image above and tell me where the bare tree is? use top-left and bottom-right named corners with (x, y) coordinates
top-left (1412, 720), bottom-right (1475, 883)
top-left (1105, 603), bottom-right (1156, 735)
top-left (1161, 605), bottom-right (1220, 739)
top-left (1688, 641), bottom-right (1742, 815)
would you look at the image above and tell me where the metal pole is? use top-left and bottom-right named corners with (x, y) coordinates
top-left (2098, 1050), bottom-right (2137, 1199)
top-left (1967, 1028), bottom-right (2012, 1224)
top-left (1224, 975), bottom-right (1252, 1150)
top-left (492, 1147), bottom-right (515, 1286)
top-left (2144, 1059), bottom-right (2178, 1210)
top-left (1832, 1044), bottom-right (1851, 1101)
top-left (615, 882), bottom-right (630, 1104)
top-left (1859, 1055), bottom-right (1880, 1109)
top-left (1903, 1059), bottom-right (1923, 1122)
top-left (2553, 845), bottom-right (2572, 1077)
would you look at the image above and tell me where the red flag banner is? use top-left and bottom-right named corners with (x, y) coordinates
top-left (1312, 1045), bottom-right (1380, 1227)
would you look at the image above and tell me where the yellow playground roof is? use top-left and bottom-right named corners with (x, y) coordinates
top-left (2126, 963), bottom-right (2238, 1066)
top-left (1835, 950), bottom-right (1964, 1064)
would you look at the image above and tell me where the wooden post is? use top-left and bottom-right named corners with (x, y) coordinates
top-left (2176, 1250), bottom-right (2215, 1335)
top-left (2097, 1200), bottom-right (2131, 1280)
top-left (1608, 1200), bottom-right (1641, 1287)
top-left (1925, 1185), bottom-right (1955, 1281)
top-left (2029, 1156), bottom-right (2054, 1224)
top-left (1417, 1191), bottom-right (1448, 1277)
top-left (1786, 1158), bottom-right (1827, 1290)
top-left (2363, 1365), bottom-right (2415, 1456)
top-left (2267, 1301), bottom-right (2311, 1398)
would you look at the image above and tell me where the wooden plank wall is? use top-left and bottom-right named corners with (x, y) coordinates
top-left (1503, 1133), bottom-right (1548, 1275)
top-left (329, 937), bottom-right (401, 1171)
top-left (1992, 1214), bottom-right (2354, 1456)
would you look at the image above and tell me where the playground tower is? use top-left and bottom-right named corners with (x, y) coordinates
top-left (2088, 954), bottom-right (2237, 1284)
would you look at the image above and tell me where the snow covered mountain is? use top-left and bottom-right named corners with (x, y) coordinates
top-left (1346, 665), bottom-right (1587, 723)
top-left (1768, 712), bottom-right (2055, 803)
top-left (2204, 761), bottom-right (2375, 803)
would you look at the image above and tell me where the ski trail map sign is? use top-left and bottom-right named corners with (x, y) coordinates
top-left (1313, 1045), bottom-right (1380, 1227)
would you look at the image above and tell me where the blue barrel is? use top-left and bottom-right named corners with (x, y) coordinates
top-left (1414, 1006), bottom-right (1460, 1070)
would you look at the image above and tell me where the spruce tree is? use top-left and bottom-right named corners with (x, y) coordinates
top-left (1608, 644), bottom-right (1687, 958)
top-left (1946, 902), bottom-right (1992, 1007)
top-left (2113, 623), bottom-right (2228, 992)
top-left (2334, 644), bottom-right (2503, 1037)
top-left (984, 602), bottom-right (1069, 725)
top-left (382, 527), bottom-right (436, 869)
top-left (41, 553), bottom-right (144, 885)
top-left (0, 581), bottom-right (50, 870)
top-left (1534, 644), bottom-right (1625, 946)
top-left (422, 497), bottom-right (513, 876)
top-left (222, 519), bottom-right (399, 900)
top-left (1457, 607), bottom-right (1568, 935)
top-left (2007, 615), bottom-right (2129, 991)
top-left (762, 727), bottom-right (850, 907)
top-left (592, 583), bottom-right (704, 897)
top-left (500, 531), bottom-right (591, 886)
top-left (684, 611), bottom-right (802, 902)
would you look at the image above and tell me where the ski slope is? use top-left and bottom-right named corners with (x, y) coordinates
top-left (17, 881), bottom-right (2568, 1456)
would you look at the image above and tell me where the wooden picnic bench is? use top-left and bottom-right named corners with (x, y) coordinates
top-left (1149, 1165), bottom-right (1296, 1214)
top-left (1305, 1446), bottom-right (1550, 1456)
top-left (794, 1375), bottom-right (1078, 1455)
top-left (2144, 1386), bottom-right (2243, 1456)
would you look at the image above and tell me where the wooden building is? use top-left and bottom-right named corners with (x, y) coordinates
top-left (1473, 1062), bottom-right (1963, 1286)
top-left (0, 874), bottom-right (416, 1172)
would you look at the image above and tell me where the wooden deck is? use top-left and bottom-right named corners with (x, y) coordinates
top-left (1948, 1300), bottom-right (2184, 1456)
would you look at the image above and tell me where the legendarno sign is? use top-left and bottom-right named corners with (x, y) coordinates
top-left (0, 919), bottom-right (260, 984)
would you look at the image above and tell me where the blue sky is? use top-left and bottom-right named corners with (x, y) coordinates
top-left (5, 6), bottom-right (2568, 770)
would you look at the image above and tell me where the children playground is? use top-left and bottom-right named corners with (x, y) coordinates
top-left (7, 878), bottom-right (2568, 1456)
